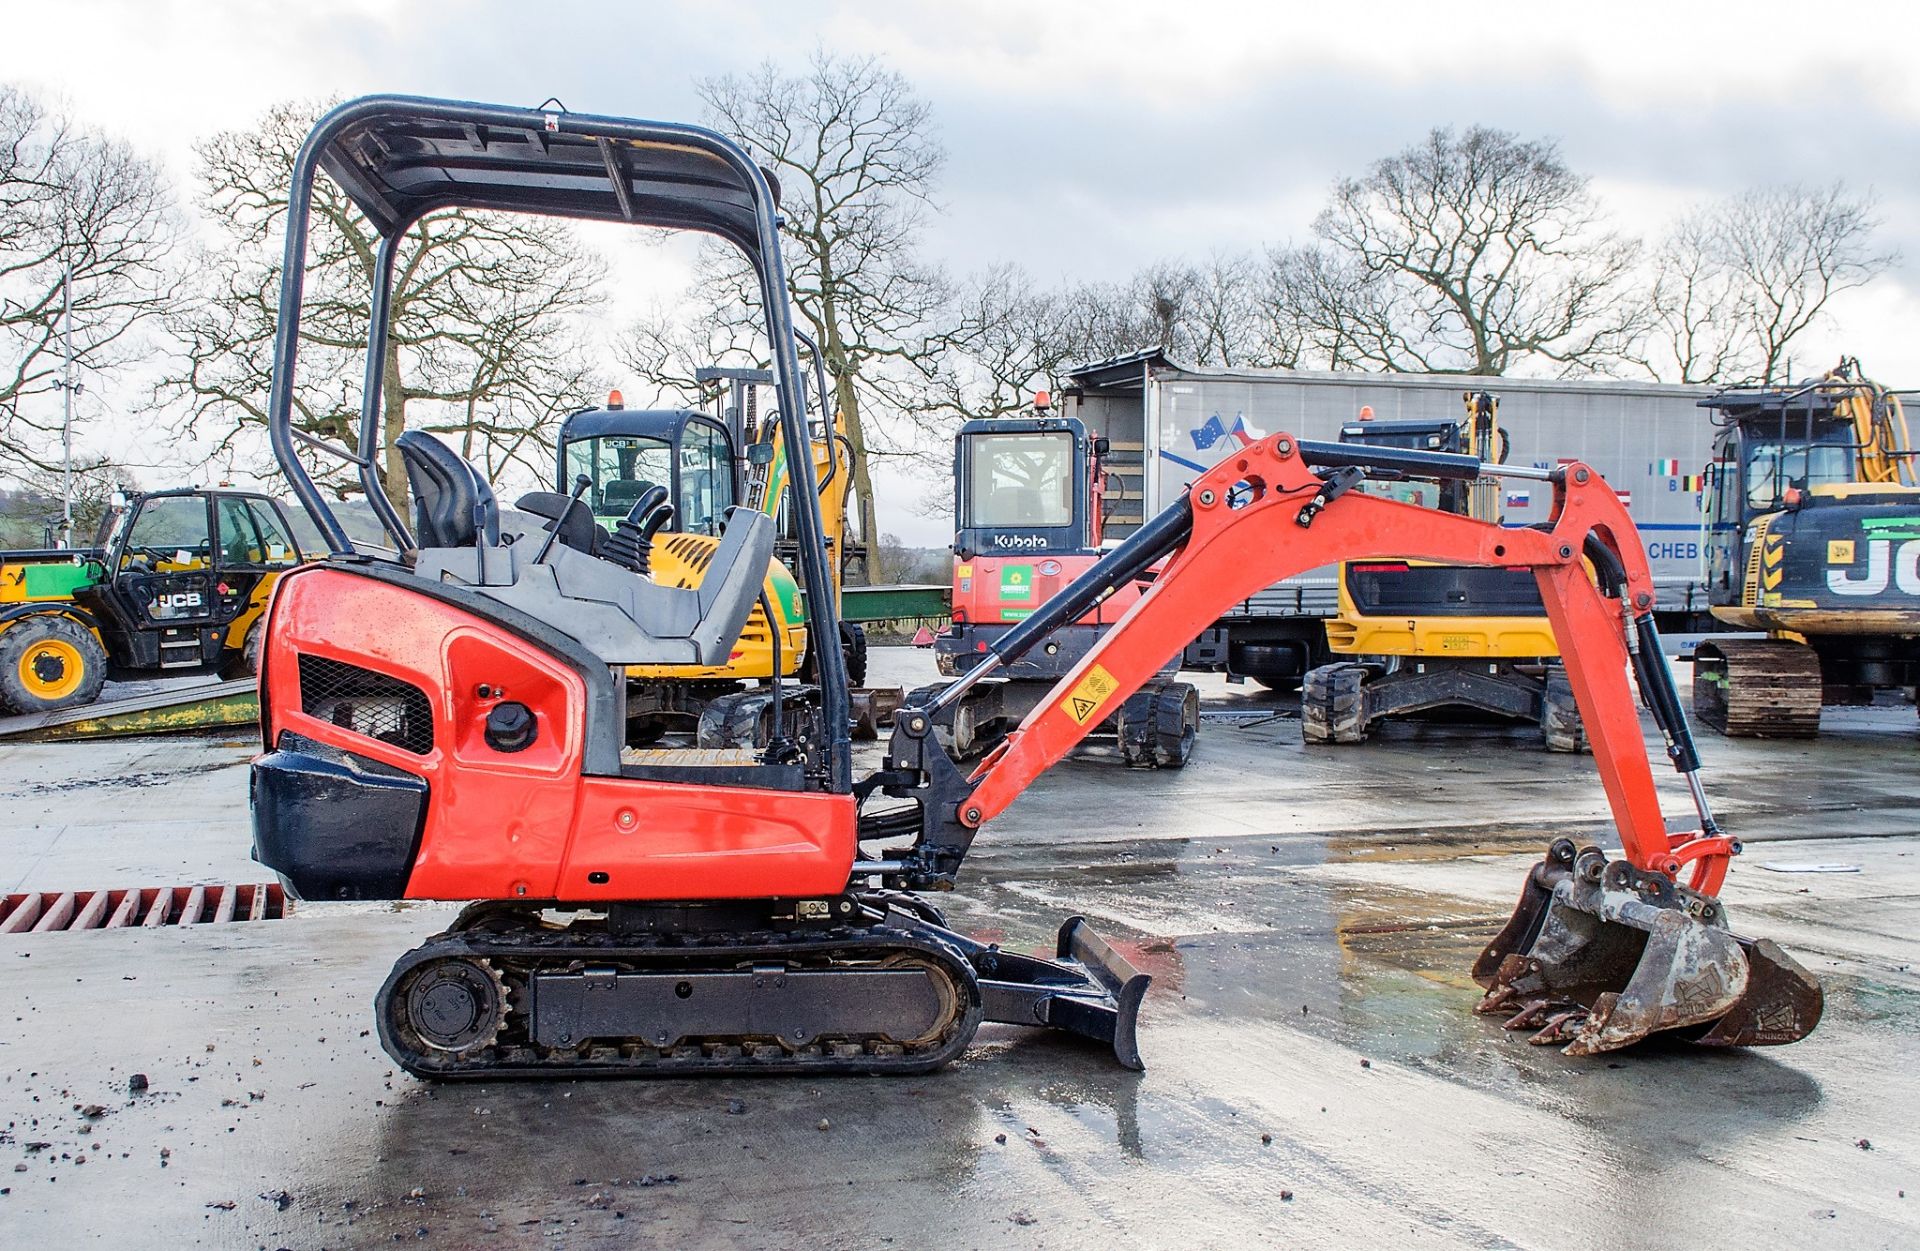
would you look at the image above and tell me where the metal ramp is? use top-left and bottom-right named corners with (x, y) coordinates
top-left (0, 677), bottom-right (257, 742)
top-left (0, 884), bottom-right (289, 933)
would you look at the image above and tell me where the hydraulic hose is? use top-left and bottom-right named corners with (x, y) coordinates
top-left (1581, 534), bottom-right (1712, 810)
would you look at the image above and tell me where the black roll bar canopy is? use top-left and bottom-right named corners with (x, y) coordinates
top-left (264, 94), bottom-right (851, 786)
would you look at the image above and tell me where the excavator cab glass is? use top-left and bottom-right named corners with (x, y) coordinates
top-left (1739, 422), bottom-right (1854, 512)
top-left (963, 431), bottom-right (1074, 527)
top-left (558, 414), bottom-right (738, 538)
top-left (952, 418), bottom-right (1093, 555)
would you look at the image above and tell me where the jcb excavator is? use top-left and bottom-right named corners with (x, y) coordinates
top-left (1695, 359), bottom-right (1920, 735)
top-left (1302, 392), bottom-right (1585, 750)
top-left (552, 354), bottom-right (888, 748)
top-left (249, 96), bottom-right (1819, 1080)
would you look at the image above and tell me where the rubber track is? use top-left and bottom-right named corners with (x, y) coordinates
top-left (1117, 680), bottom-right (1199, 768)
top-left (1540, 667), bottom-right (1588, 754)
top-left (1301, 663), bottom-right (1367, 744)
top-left (376, 919), bottom-right (984, 1080)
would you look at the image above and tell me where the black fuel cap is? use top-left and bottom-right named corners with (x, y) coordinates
top-left (484, 701), bottom-right (537, 753)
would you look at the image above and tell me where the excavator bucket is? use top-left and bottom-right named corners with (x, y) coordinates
top-left (1473, 841), bottom-right (1822, 1055)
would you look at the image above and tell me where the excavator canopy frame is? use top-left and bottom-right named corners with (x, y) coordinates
top-left (262, 94), bottom-right (852, 788)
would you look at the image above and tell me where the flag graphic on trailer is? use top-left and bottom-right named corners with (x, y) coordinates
top-left (1650, 459), bottom-right (1682, 476)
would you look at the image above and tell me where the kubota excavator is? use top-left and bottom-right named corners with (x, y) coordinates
top-left (249, 96), bottom-right (1819, 1079)
top-left (920, 394), bottom-right (1199, 764)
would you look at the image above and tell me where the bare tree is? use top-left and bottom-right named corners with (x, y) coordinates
top-left (1714, 183), bottom-right (1891, 384)
top-left (916, 265), bottom-right (1085, 424)
top-left (0, 86), bottom-right (175, 476)
top-left (1043, 254), bottom-right (1295, 370)
top-left (0, 457), bottom-right (137, 546)
top-left (661, 53), bottom-right (951, 551)
top-left (1639, 183), bottom-right (1893, 385)
top-left (1642, 212), bottom-right (1762, 384)
top-left (161, 101), bottom-right (606, 509)
top-left (1270, 126), bottom-right (1642, 376)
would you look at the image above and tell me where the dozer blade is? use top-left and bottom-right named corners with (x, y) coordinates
top-left (922, 914), bottom-right (1150, 1070)
top-left (1473, 840), bottom-right (1822, 1055)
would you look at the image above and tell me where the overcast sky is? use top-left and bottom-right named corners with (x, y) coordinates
top-left (5, 0), bottom-right (1919, 544)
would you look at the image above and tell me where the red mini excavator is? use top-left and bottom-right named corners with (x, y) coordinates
top-left (251, 97), bottom-right (1820, 1079)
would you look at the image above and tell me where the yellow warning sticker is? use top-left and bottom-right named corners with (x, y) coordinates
top-left (1827, 539), bottom-right (1854, 564)
top-left (1062, 664), bottom-right (1119, 725)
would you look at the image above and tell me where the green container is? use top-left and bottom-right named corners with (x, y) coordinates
top-left (19, 560), bottom-right (101, 600)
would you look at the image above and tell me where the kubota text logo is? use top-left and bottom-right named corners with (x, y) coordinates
top-left (992, 534), bottom-right (1047, 549)
top-left (1827, 538), bottom-right (1920, 596)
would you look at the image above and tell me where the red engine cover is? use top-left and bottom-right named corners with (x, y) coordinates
top-left (262, 567), bottom-right (855, 902)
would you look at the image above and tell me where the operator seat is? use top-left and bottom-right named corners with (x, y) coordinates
top-left (404, 434), bottom-right (775, 672)
top-left (396, 430), bottom-right (500, 548)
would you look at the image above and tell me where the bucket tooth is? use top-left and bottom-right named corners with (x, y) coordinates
top-left (1525, 1010), bottom-right (1586, 1046)
top-left (1475, 843), bottom-right (1821, 1055)
top-left (1471, 839), bottom-right (1577, 986)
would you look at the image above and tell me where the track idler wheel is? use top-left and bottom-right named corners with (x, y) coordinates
top-left (1472, 841), bottom-right (1822, 1055)
top-left (382, 955), bottom-right (509, 1061)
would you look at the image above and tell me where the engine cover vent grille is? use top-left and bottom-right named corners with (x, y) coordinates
top-left (298, 655), bottom-right (434, 755)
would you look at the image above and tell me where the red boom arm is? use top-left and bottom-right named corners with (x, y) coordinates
top-left (959, 433), bottom-right (1735, 895)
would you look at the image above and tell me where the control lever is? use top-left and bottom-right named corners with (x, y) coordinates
top-left (532, 475), bottom-right (592, 565)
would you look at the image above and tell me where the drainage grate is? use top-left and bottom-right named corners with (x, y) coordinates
top-left (298, 654), bottom-right (434, 754)
top-left (0, 884), bottom-right (289, 934)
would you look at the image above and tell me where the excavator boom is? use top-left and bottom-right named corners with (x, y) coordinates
top-left (873, 431), bottom-right (1821, 1054)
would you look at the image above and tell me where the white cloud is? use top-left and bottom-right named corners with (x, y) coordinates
top-left (6, 0), bottom-right (1918, 531)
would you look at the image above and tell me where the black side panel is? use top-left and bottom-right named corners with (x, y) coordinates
top-left (321, 561), bottom-right (626, 777)
top-left (1345, 565), bottom-right (1546, 618)
top-left (251, 731), bottom-right (427, 900)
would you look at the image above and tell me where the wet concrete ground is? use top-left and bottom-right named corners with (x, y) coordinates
top-left (1, 650), bottom-right (1915, 1249)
